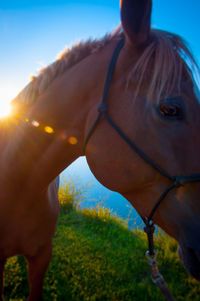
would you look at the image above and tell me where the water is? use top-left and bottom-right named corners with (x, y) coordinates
top-left (62, 157), bottom-right (143, 229)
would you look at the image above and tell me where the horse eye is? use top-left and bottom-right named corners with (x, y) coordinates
top-left (159, 103), bottom-right (183, 119)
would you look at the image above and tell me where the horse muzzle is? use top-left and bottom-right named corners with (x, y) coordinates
top-left (178, 244), bottom-right (200, 280)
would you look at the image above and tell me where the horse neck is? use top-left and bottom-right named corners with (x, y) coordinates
top-left (0, 40), bottom-right (117, 194)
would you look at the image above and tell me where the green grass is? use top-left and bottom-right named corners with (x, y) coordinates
top-left (3, 182), bottom-right (200, 300)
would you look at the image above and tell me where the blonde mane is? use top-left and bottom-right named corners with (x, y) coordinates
top-left (127, 29), bottom-right (199, 103)
top-left (12, 28), bottom-right (199, 106)
top-left (12, 29), bottom-right (121, 105)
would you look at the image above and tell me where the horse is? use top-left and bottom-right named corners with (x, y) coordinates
top-left (1, 0), bottom-right (200, 299)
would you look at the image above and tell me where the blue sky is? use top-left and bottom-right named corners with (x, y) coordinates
top-left (0, 0), bottom-right (200, 105)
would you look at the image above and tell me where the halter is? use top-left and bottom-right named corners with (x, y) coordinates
top-left (83, 38), bottom-right (200, 299)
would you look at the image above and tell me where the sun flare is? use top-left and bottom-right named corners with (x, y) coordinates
top-left (0, 101), bottom-right (11, 118)
top-left (0, 86), bottom-right (17, 118)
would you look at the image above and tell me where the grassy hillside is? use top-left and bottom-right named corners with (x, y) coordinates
top-left (4, 183), bottom-right (200, 300)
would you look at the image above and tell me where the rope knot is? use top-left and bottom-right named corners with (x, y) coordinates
top-left (144, 220), bottom-right (155, 256)
top-left (144, 221), bottom-right (155, 236)
top-left (174, 176), bottom-right (186, 187)
top-left (98, 103), bottom-right (107, 113)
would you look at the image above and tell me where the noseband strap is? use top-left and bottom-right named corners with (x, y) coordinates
top-left (83, 37), bottom-right (200, 254)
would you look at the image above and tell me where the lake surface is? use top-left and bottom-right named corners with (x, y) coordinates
top-left (62, 157), bottom-right (143, 229)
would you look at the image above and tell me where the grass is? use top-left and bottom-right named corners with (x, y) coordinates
top-left (3, 182), bottom-right (200, 300)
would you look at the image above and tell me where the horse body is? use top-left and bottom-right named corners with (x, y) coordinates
top-left (1, 0), bottom-right (200, 299)
top-left (0, 39), bottom-right (107, 299)
top-left (0, 122), bottom-right (60, 300)
top-left (0, 180), bottom-right (59, 256)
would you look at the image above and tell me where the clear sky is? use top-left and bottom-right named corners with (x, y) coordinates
top-left (0, 0), bottom-right (200, 106)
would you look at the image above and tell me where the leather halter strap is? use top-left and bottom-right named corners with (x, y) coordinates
top-left (83, 38), bottom-right (200, 255)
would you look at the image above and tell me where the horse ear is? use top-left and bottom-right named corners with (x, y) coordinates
top-left (120, 0), bottom-right (152, 46)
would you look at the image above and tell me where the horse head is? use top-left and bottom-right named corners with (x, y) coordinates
top-left (86, 0), bottom-right (200, 280)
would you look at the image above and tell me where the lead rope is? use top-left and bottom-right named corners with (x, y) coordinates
top-left (141, 183), bottom-right (179, 301)
top-left (83, 37), bottom-right (200, 301)
top-left (143, 220), bottom-right (176, 301)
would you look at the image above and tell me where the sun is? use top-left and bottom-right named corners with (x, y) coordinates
top-left (0, 85), bottom-right (17, 118)
top-left (0, 101), bottom-right (11, 118)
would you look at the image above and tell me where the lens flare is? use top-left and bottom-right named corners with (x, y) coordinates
top-left (68, 136), bottom-right (78, 145)
top-left (44, 126), bottom-right (54, 134)
top-left (31, 120), bottom-right (40, 127)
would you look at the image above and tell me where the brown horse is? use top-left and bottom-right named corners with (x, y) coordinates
top-left (1, 0), bottom-right (200, 299)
